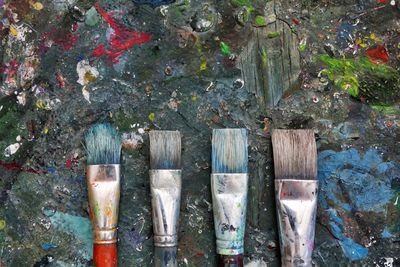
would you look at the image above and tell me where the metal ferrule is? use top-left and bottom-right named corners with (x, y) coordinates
top-left (211, 173), bottom-right (248, 255)
top-left (275, 179), bottom-right (319, 267)
top-left (87, 164), bottom-right (120, 244)
top-left (150, 169), bottom-right (182, 247)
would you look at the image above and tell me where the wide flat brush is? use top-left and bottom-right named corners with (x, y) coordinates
top-left (85, 123), bottom-right (121, 267)
top-left (211, 128), bottom-right (248, 267)
top-left (149, 131), bottom-right (181, 267)
top-left (271, 129), bottom-right (318, 267)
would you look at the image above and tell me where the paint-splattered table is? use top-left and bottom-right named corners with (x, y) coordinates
top-left (0, 0), bottom-right (399, 266)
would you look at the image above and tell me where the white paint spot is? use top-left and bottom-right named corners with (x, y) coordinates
top-left (390, 0), bottom-right (396, 6)
top-left (82, 87), bottom-right (91, 103)
top-left (0, 105), bottom-right (3, 111)
top-left (245, 260), bottom-right (268, 267)
top-left (11, 24), bottom-right (32, 41)
top-left (76, 60), bottom-right (99, 86)
top-left (16, 135), bottom-right (21, 142)
top-left (4, 143), bottom-right (21, 157)
top-left (138, 128), bottom-right (145, 134)
top-left (384, 257), bottom-right (394, 267)
top-left (16, 92), bottom-right (27, 106)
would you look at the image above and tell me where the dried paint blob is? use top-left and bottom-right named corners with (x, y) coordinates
top-left (366, 45), bottom-right (389, 64)
top-left (4, 143), bottom-right (21, 157)
top-left (0, 219), bottom-right (5, 230)
top-left (76, 60), bottom-right (99, 86)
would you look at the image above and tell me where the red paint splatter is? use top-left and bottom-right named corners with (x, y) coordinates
top-left (56, 71), bottom-right (66, 88)
top-left (0, 161), bottom-right (46, 174)
top-left (92, 2), bottom-right (152, 64)
top-left (366, 45), bottom-right (389, 64)
top-left (71, 22), bottom-right (78, 33)
top-left (53, 32), bottom-right (79, 50)
top-left (65, 158), bottom-right (79, 169)
top-left (377, 0), bottom-right (387, 3)
top-left (40, 26), bottom-right (79, 51)
top-left (292, 18), bottom-right (300, 25)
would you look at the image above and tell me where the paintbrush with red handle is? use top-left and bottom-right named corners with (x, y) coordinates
top-left (85, 123), bottom-right (122, 267)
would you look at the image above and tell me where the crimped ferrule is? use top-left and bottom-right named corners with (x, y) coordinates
top-left (211, 173), bottom-right (248, 255)
top-left (275, 179), bottom-right (319, 267)
top-left (87, 164), bottom-right (121, 244)
top-left (150, 169), bottom-right (182, 247)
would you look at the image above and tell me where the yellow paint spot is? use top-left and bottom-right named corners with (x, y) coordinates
top-left (200, 59), bottom-right (207, 71)
top-left (370, 33), bottom-right (376, 40)
top-left (36, 100), bottom-right (51, 110)
top-left (31, 2), bottom-right (44, 10)
top-left (359, 43), bottom-right (367, 48)
top-left (148, 112), bottom-right (155, 121)
top-left (84, 71), bottom-right (97, 83)
top-left (0, 220), bottom-right (5, 230)
top-left (43, 127), bottom-right (49, 134)
top-left (191, 95), bottom-right (198, 102)
top-left (9, 25), bottom-right (18, 37)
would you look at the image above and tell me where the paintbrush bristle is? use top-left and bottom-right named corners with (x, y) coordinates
top-left (85, 123), bottom-right (121, 165)
top-left (271, 129), bottom-right (317, 180)
top-left (149, 131), bottom-right (181, 169)
top-left (212, 128), bottom-right (248, 173)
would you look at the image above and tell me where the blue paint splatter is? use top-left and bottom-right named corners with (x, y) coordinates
top-left (41, 243), bottom-right (57, 250)
top-left (318, 148), bottom-right (400, 261)
top-left (382, 227), bottom-right (393, 238)
top-left (132, 0), bottom-right (175, 8)
top-left (44, 210), bottom-right (93, 260)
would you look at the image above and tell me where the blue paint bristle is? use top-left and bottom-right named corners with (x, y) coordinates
top-left (149, 130), bottom-right (181, 169)
top-left (212, 128), bottom-right (248, 173)
top-left (85, 123), bottom-right (121, 165)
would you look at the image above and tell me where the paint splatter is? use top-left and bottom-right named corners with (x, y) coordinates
top-left (220, 41), bottom-right (231, 56)
top-left (132, 0), bottom-right (176, 7)
top-left (0, 219), bottom-right (6, 230)
top-left (318, 148), bottom-right (400, 260)
top-left (92, 3), bottom-right (152, 64)
top-left (0, 161), bottom-right (46, 174)
top-left (41, 243), bottom-right (57, 250)
top-left (43, 210), bottom-right (93, 260)
top-left (76, 60), bottom-right (99, 86)
top-left (366, 45), bottom-right (389, 64)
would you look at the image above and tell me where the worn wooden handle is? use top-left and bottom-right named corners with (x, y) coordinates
top-left (217, 254), bottom-right (244, 267)
top-left (93, 243), bottom-right (117, 267)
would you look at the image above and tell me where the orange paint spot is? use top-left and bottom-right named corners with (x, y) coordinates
top-left (366, 45), bottom-right (389, 64)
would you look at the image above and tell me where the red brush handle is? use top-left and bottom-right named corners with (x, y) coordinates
top-left (93, 243), bottom-right (117, 267)
top-left (217, 254), bottom-right (244, 267)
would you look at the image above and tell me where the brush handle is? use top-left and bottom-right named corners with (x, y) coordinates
top-left (217, 254), bottom-right (244, 267)
top-left (154, 246), bottom-right (178, 267)
top-left (93, 243), bottom-right (117, 267)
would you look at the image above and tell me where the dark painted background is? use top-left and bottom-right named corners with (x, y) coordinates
top-left (0, 0), bottom-right (399, 266)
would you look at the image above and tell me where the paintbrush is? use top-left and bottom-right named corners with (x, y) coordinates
top-left (85, 123), bottom-right (121, 267)
top-left (149, 130), bottom-right (182, 267)
top-left (271, 129), bottom-right (318, 267)
top-left (211, 128), bottom-right (248, 267)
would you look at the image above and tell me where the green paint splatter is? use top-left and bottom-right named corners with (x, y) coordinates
top-left (267, 31), bottom-right (280, 38)
top-left (320, 54), bottom-right (400, 103)
top-left (220, 41), bottom-right (231, 56)
top-left (255, 15), bottom-right (267, 27)
top-left (85, 6), bottom-right (101, 26)
top-left (261, 48), bottom-right (267, 66)
top-left (93, 203), bottom-right (100, 219)
top-left (371, 105), bottom-right (399, 115)
top-left (43, 210), bottom-right (93, 260)
top-left (298, 43), bottom-right (306, 52)
top-left (231, 0), bottom-right (252, 7)
top-left (148, 112), bottom-right (155, 121)
top-left (0, 219), bottom-right (5, 230)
